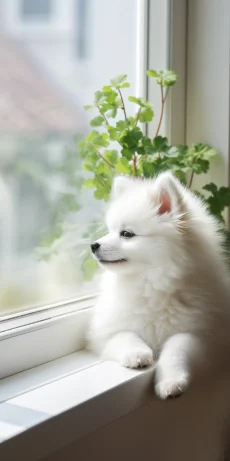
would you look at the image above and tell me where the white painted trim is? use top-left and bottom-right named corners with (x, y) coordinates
top-left (0, 351), bottom-right (101, 403)
top-left (0, 294), bottom-right (96, 379)
top-left (146, 0), bottom-right (169, 138)
top-left (167, 0), bottom-right (187, 144)
top-left (0, 294), bottom-right (96, 335)
top-left (0, 307), bottom-right (93, 379)
top-left (186, 0), bottom-right (230, 225)
top-left (146, 0), bottom-right (187, 144)
top-left (136, 0), bottom-right (148, 99)
top-left (0, 353), bottom-right (154, 460)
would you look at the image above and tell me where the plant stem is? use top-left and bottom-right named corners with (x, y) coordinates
top-left (133, 154), bottom-right (137, 176)
top-left (188, 155), bottom-right (197, 188)
top-left (98, 152), bottom-right (115, 168)
top-left (118, 88), bottom-right (127, 120)
top-left (97, 106), bottom-right (109, 126)
top-left (154, 86), bottom-right (169, 138)
top-left (188, 169), bottom-right (195, 188)
top-left (96, 176), bottom-right (106, 187)
top-left (134, 107), bottom-right (141, 127)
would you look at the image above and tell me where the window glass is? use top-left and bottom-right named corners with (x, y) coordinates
top-left (0, 0), bottom-right (139, 316)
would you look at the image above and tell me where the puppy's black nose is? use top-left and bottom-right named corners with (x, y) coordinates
top-left (91, 242), bottom-right (100, 254)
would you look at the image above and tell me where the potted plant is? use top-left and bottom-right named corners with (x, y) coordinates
top-left (78, 70), bottom-right (230, 277)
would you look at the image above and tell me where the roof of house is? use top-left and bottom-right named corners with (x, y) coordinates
top-left (0, 36), bottom-right (85, 135)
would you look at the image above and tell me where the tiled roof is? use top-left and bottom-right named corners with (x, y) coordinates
top-left (0, 36), bottom-right (85, 135)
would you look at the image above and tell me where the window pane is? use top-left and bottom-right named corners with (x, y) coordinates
top-left (0, 0), bottom-right (139, 316)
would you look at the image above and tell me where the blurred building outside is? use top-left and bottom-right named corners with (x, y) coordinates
top-left (0, 0), bottom-right (137, 314)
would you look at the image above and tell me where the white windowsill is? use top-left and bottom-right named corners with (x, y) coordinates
top-left (0, 300), bottom-right (94, 380)
top-left (0, 350), bottom-right (154, 460)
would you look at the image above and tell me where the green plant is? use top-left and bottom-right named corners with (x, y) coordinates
top-left (79, 70), bottom-right (230, 227)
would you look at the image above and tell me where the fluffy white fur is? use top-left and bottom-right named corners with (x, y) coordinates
top-left (87, 172), bottom-right (230, 399)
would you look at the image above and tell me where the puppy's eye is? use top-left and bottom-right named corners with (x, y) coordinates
top-left (120, 230), bottom-right (135, 239)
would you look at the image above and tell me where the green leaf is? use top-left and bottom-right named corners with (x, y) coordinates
top-left (108, 126), bottom-right (119, 140)
top-left (94, 90), bottom-right (105, 105)
top-left (83, 151), bottom-right (99, 171)
top-left (128, 96), bottom-right (152, 108)
top-left (84, 104), bottom-right (94, 111)
top-left (120, 127), bottom-right (143, 149)
top-left (127, 116), bottom-right (136, 127)
top-left (116, 120), bottom-right (130, 131)
top-left (142, 162), bottom-right (155, 178)
top-left (192, 158), bottom-right (209, 174)
top-left (142, 136), bottom-right (154, 147)
top-left (82, 258), bottom-right (98, 281)
top-left (147, 69), bottom-right (177, 87)
top-left (121, 148), bottom-right (134, 160)
top-left (96, 162), bottom-right (111, 175)
top-left (128, 96), bottom-right (142, 106)
top-left (78, 139), bottom-right (87, 157)
top-left (146, 70), bottom-right (158, 78)
top-left (137, 135), bottom-right (156, 155)
top-left (110, 74), bottom-right (128, 87)
top-left (83, 162), bottom-right (96, 172)
top-left (104, 150), bottom-right (118, 164)
top-left (170, 167), bottom-right (187, 185)
top-left (166, 145), bottom-right (188, 158)
top-left (115, 158), bottom-right (132, 174)
top-left (207, 185), bottom-right (230, 206)
top-left (165, 146), bottom-right (180, 158)
top-left (139, 108), bottom-right (154, 123)
top-left (142, 155), bottom-right (169, 177)
top-left (120, 82), bottom-right (130, 88)
top-left (102, 86), bottom-right (112, 92)
top-left (94, 188), bottom-right (106, 200)
top-left (107, 106), bottom-right (118, 118)
top-left (83, 179), bottom-right (96, 189)
top-left (102, 86), bottom-right (118, 104)
top-left (203, 183), bottom-right (218, 194)
top-left (191, 143), bottom-right (217, 160)
top-left (87, 130), bottom-right (109, 148)
top-left (153, 136), bottom-right (169, 152)
top-left (90, 116), bottom-right (104, 127)
top-left (202, 183), bottom-right (230, 220)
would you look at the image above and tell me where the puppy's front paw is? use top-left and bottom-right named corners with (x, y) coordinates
top-left (155, 373), bottom-right (189, 399)
top-left (121, 347), bottom-right (154, 369)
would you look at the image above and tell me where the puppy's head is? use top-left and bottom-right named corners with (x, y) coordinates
top-left (91, 172), bottom-right (188, 276)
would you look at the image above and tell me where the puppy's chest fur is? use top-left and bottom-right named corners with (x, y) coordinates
top-left (106, 276), bottom-right (200, 351)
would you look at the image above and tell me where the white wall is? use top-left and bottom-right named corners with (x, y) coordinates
top-left (186, 0), bottom-right (230, 191)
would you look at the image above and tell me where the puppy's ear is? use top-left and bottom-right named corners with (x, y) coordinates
top-left (112, 176), bottom-right (133, 199)
top-left (151, 172), bottom-right (187, 218)
top-left (158, 188), bottom-right (172, 215)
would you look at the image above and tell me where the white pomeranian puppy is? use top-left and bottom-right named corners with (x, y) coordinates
top-left (87, 172), bottom-right (230, 399)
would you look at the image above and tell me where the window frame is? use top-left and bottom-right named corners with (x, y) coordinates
top-left (0, 296), bottom-right (95, 380)
top-left (146, 0), bottom-right (187, 143)
top-left (0, 0), bottom-right (191, 380)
